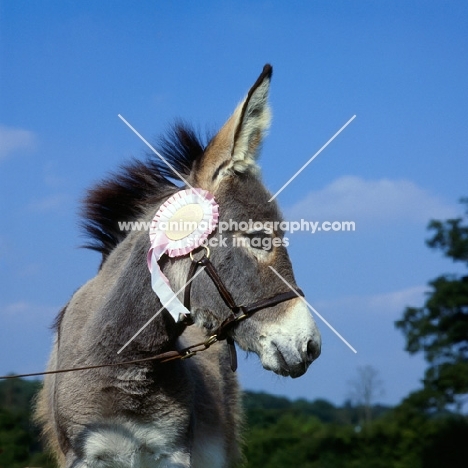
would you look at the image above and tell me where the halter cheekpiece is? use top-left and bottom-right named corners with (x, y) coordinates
top-left (148, 188), bottom-right (304, 371)
top-left (0, 188), bottom-right (304, 379)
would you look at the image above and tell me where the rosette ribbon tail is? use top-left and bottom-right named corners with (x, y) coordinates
top-left (147, 233), bottom-right (191, 323)
top-left (146, 188), bottom-right (219, 323)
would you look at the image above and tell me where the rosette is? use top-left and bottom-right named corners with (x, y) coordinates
top-left (147, 188), bottom-right (219, 322)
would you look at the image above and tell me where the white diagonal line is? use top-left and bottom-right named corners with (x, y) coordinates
top-left (117, 266), bottom-right (205, 355)
top-left (268, 114), bottom-right (356, 202)
top-left (118, 114), bottom-right (196, 191)
top-left (268, 266), bottom-right (357, 353)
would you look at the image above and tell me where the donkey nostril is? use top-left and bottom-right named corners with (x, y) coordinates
top-left (307, 339), bottom-right (321, 361)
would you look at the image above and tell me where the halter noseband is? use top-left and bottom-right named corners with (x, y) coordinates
top-left (181, 247), bottom-right (304, 371)
top-left (0, 247), bottom-right (304, 380)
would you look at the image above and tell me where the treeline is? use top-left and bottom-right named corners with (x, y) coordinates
top-left (3, 199), bottom-right (467, 466)
top-left (242, 391), bottom-right (468, 468)
top-left (0, 378), bottom-right (54, 468)
top-left (1, 379), bottom-right (467, 467)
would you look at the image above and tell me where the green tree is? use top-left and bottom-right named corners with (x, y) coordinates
top-left (396, 198), bottom-right (468, 411)
top-left (0, 378), bottom-right (56, 468)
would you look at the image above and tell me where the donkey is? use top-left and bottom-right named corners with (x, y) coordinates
top-left (36, 64), bottom-right (321, 468)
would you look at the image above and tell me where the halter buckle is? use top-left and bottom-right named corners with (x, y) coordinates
top-left (190, 245), bottom-right (210, 263)
top-left (204, 335), bottom-right (218, 348)
top-left (181, 349), bottom-right (196, 360)
top-left (234, 306), bottom-right (248, 322)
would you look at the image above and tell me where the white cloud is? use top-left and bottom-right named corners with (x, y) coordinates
top-left (315, 285), bottom-right (428, 319)
top-left (286, 176), bottom-right (458, 224)
top-left (365, 286), bottom-right (428, 313)
top-left (0, 301), bottom-right (58, 375)
top-left (1, 301), bottom-right (57, 319)
top-left (27, 193), bottom-right (70, 213)
top-left (2, 301), bottom-right (31, 315)
top-left (0, 124), bottom-right (37, 160)
top-left (17, 263), bottom-right (41, 278)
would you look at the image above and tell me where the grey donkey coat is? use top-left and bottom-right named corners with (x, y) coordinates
top-left (36, 65), bottom-right (321, 468)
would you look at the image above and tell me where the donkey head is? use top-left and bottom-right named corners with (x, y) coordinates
top-left (182, 65), bottom-right (321, 378)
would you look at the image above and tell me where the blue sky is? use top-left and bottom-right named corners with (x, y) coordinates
top-left (1, 1), bottom-right (467, 406)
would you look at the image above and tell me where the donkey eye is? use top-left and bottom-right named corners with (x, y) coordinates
top-left (244, 230), bottom-right (269, 240)
top-left (243, 230), bottom-right (273, 252)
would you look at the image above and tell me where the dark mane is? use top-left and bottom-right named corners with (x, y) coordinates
top-left (82, 123), bottom-right (207, 262)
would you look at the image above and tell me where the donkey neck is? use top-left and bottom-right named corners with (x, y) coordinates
top-left (95, 230), bottom-right (185, 356)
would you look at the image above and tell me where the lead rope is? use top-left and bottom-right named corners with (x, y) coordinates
top-left (0, 337), bottom-right (219, 380)
top-left (0, 252), bottom-right (219, 380)
top-left (0, 250), bottom-right (303, 380)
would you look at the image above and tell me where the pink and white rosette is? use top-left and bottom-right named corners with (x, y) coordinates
top-left (147, 188), bottom-right (219, 322)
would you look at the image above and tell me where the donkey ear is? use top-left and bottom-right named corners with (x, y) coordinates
top-left (193, 64), bottom-right (272, 189)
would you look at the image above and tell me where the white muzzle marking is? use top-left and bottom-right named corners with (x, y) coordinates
top-left (256, 299), bottom-right (321, 378)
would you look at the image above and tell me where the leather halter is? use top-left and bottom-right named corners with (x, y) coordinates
top-left (0, 247), bottom-right (303, 379)
top-left (181, 247), bottom-right (304, 371)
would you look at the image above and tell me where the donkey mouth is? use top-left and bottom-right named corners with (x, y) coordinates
top-left (269, 343), bottom-right (309, 379)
